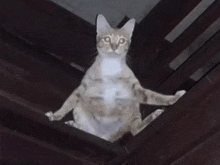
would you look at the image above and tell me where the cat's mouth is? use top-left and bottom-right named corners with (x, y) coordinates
top-left (98, 49), bottom-right (125, 58)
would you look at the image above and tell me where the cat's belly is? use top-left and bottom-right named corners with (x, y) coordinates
top-left (73, 103), bottom-right (123, 140)
top-left (81, 96), bottom-right (136, 119)
top-left (102, 83), bottom-right (130, 103)
top-left (84, 83), bottom-right (132, 101)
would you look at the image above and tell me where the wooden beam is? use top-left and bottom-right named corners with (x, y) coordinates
top-left (116, 64), bottom-right (220, 165)
top-left (0, 28), bottom-right (84, 109)
top-left (0, 0), bottom-right (96, 69)
top-left (1, 126), bottom-right (97, 165)
top-left (171, 130), bottom-right (220, 165)
top-left (136, 0), bottom-right (202, 40)
top-left (159, 29), bottom-right (220, 94)
top-left (131, 0), bottom-right (203, 75)
top-left (147, 0), bottom-right (220, 88)
top-left (155, 0), bottom-right (220, 66)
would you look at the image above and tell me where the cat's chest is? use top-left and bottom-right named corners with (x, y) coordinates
top-left (84, 58), bottom-right (133, 100)
top-left (101, 58), bottom-right (122, 76)
top-left (100, 59), bottom-right (128, 102)
top-left (84, 80), bottom-right (131, 102)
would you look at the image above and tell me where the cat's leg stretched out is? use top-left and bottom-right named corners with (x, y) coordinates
top-left (132, 82), bottom-right (186, 106)
top-left (45, 85), bottom-right (85, 121)
top-left (130, 81), bottom-right (186, 136)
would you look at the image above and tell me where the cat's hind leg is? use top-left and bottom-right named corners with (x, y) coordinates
top-left (130, 109), bottom-right (164, 136)
top-left (65, 120), bottom-right (76, 127)
top-left (64, 105), bottom-right (97, 136)
top-left (45, 107), bottom-right (74, 121)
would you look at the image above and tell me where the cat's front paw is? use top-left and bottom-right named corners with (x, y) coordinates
top-left (169, 90), bottom-right (186, 105)
top-left (154, 109), bottom-right (164, 116)
top-left (45, 111), bottom-right (62, 121)
top-left (175, 90), bottom-right (186, 98)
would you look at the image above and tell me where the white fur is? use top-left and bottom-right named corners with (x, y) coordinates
top-left (103, 83), bottom-right (129, 103)
top-left (100, 58), bottom-right (129, 103)
top-left (101, 58), bottom-right (122, 76)
top-left (103, 84), bottom-right (117, 103)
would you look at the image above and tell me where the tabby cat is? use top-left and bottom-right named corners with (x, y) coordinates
top-left (45, 14), bottom-right (186, 142)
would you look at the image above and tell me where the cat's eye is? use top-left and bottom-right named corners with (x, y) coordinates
top-left (119, 38), bottom-right (126, 44)
top-left (104, 37), bottom-right (111, 42)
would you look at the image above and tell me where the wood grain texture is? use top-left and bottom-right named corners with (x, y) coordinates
top-left (171, 130), bottom-right (220, 165)
top-left (132, 0), bottom-right (203, 74)
top-left (147, 0), bottom-right (220, 88)
top-left (0, 126), bottom-right (96, 165)
top-left (0, 29), bottom-right (84, 110)
top-left (159, 30), bottom-right (220, 94)
top-left (0, 0), bottom-right (96, 69)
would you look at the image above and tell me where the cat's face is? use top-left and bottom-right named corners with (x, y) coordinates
top-left (96, 14), bottom-right (135, 59)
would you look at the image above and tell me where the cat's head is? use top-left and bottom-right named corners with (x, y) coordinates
top-left (96, 14), bottom-right (135, 59)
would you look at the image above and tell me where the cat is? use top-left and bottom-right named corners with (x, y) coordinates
top-left (45, 14), bottom-right (186, 142)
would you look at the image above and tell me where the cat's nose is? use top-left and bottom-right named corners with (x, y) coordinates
top-left (111, 44), bottom-right (118, 51)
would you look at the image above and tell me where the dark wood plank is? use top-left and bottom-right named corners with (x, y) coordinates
top-left (136, 0), bottom-right (202, 40)
top-left (154, 0), bottom-right (220, 66)
top-left (132, 0), bottom-right (202, 72)
top-left (0, 126), bottom-right (96, 165)
top-left (113, 64), bottom-right (220, 165)
top-left (0, 0), bottom-right (96, 69)
top-left (171, 130), bottom-right (220, 165)
top-left (159, 29), bottom-right (220, 94)
top-left (129, 36), bottom-right (170, 78)
top-left (147, 0), bottom-right (220, 88)
top-left (0, 28), bottom-right (83, 109)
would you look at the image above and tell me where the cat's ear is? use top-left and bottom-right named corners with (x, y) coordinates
top-left (121, 18), bottom-right (135, 38)
top-left (96, 14), bottom-right (111, 35)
